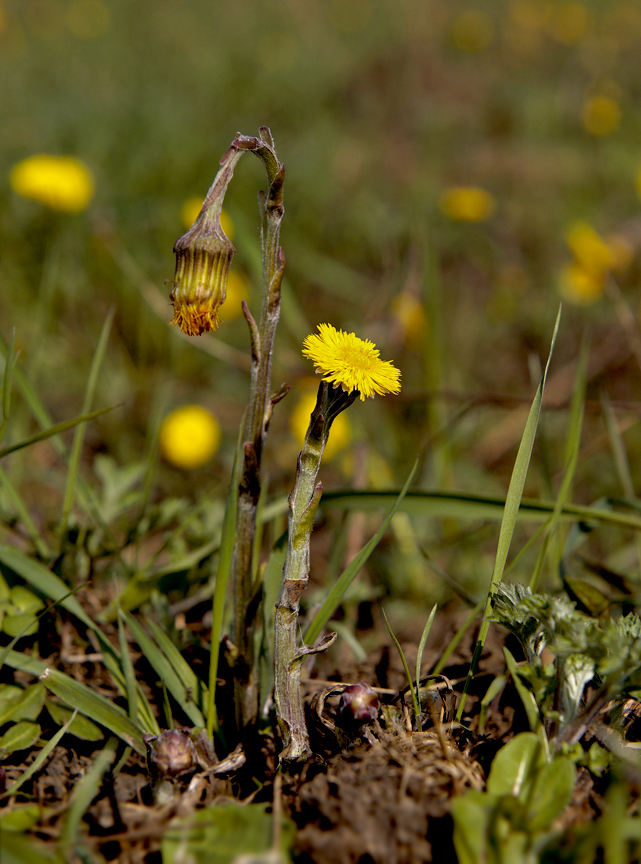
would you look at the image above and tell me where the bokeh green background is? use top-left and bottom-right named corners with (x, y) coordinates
top-left (3, 0), bottom-right (641, 606)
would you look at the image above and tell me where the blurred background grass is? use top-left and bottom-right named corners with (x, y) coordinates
top-left (2, 0), bottom-right (641, 616)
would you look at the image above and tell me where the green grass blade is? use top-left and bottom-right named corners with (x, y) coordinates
top-left (305, 458), bottom-right (418, 645)
top-left (0, 709), bottom-right (77, 800)
top-left (0, 406), bottom-right (114, 460)
top-left (207, 421), bottom-right (242, 738)
top-left (456, 305), bottom-right (561, 722)
top-left (122, 611), bottom-right (205, 727)
top-left (117, 610), bottom-right (138, 725)
top-left (432, 600), bottom-right (485, 675)
top-left (147, 618), bottom-right (209, 716)
top-left (59, 308), bottom-right (115, 548)
top-left (529, 333), bottom-right (588, 591)
top-left (416, 604), bottom-right (438, 690)
top-left (382, 608), bottom-right (420, 723)
top-left (0, 327), bottom-right (16, 444)
top-left (61, 737), bottom-right (118, 853)
top-left (0, 463), bottom-right (50, 559)
top-left (40, 667), bottom-right (145, 753)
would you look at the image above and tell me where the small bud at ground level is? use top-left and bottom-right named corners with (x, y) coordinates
top-left (143, 728), bottom-right (198, 780)
top-left (336, 683), bottom-right (380, 728)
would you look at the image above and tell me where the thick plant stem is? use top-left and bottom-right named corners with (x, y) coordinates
top-left (274, 383), bottom-right (356, 761)
top-left (230, 129), bottom-right (286, 732)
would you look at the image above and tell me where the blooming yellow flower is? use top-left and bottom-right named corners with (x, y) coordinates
top-left (10, 154), bottom-right (94, 212)
top-left (160, 405), bottom-right (221, 469)
top-left (291, 389), bottom-right (350, 460)
top-left (565, 222), bottom-right (613, 273)
top-left (440, 186), bottom-right (495, 222)
top-left (581, 95), bottom-right (621, 137)
top-left (559, 263), bottom-right (604, 305)
top-left (302, 324), bottom-right (401, 401)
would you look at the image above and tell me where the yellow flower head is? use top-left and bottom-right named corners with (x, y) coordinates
top-left (440, 186), bottom-right (495, 222)
top-left (10, 154), bottom-right (94, 212)
top-left (160, 405), bottom-right (221, 469)
top-left (302, 324), bottom-right (401, 401)
top-left (581, 95), bottom-right (621, 137)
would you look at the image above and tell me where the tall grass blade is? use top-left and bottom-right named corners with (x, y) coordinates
top-left (456, 305), bottom-right (561, 721)
top-left (61, 737), bottom-right (118, 854)
top-left (416, 604), bottom-right (438, 690)
top-left (0, 406), bottom-right (114, 460)
top-left (117, 609), bottom-right (138, 725)
top-left (305, 458), bottom-right (418, 645)
top-left (59, 308), bottom-right (115, 548)
top-left (0, 327), bottom-right (16, 444)
top-left (529, 333), bottom-right (588, 591)
top-left (122, 611), bottom-right (205, 727)
top-left (40, 667), bottom-right (145, 753)
top-left (207, 423), bottom-right (242, 738)
top-left (382, 608), bottom-right (420, 723)
top-left (0, 463), bottom-right (50, 559)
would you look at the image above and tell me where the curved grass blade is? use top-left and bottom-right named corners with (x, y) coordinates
top-left (0, 327), bottom-right (16, 444)
top-left (0, 708), bottom-right (77, 800)
top-left (122, 611), bottom-right (205, 728)
top-left (0, 462), bottom-right (50, 559)
top-left (39, 667), bottom-right (145, 753)
top-left (305, 458), bottom-right (418, 646)
top-left (0, 406), bottom-right (114, 460)
top-left (456, 305), bottom-right (562, 722)
top-left (59, 308), bottom-right (115, 548)
top-left (382, 609), bottom-right (420, 723)
top-left (416, 604), bottom-right (437, 690)
top-left (61, 736), bottom-right (118, 855)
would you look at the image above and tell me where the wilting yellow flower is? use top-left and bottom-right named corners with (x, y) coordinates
top-left (10, 154), bottom-right (94, 212)
top-left (440, 186), bottom-right (495, 222)
top-left (160, 405), bottom-right (221, 469)
top-left (182, 197), bottom-right (234, 240)
top-left (582, 95), bottom-right (621, 137)
top-left (291, 390), bottom-right (350, 460)
top-left (559, 263), bottom-right (604, 305)
top-left (302, 324), bottom-right (401, 401)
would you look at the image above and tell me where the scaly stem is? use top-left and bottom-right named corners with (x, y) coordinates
top-left (230, 129), bottom-right (286, 732)
top-left (274, 383), bottom-right (356, 761)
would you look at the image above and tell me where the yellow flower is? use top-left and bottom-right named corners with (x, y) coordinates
top-left (160, 406), bottom-right (221, 469)
top-left (559, 263), bottom-right (604, 305)
top-left (10, 154), bottom-right (94, 212)
top-left (391, 292), bottom-right (427, 346)
top-left (451, 9), bottom-right (494, 53)
top-left (302, 324), bottom-right (401, 401)
top-left (581, 95), bottom-right (621, 137)
top-left (440, 186), bottom-right (495, 222)
top-left (566, 222), bottom-right (613, 273)
top-left (291, 389), bottom-right (350, 460)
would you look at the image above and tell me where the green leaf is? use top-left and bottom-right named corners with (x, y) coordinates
top-left (527, 756), bottom-right (576, 832)
top-left (2, 585), bottom-right (44, 637)
top-left (0, 829), bottom-right (67, 864)
top-left (47, 701), bottom-right (104, 741)
top-left (487, 732), bottom-right (546, 799)
top-left (61, 737), bottom-right (118, 853)
top-left (39, 668), bottom-right (145, 754)
top-left (451, 790), bottom-right (491, 864)
top-left (0, 682), bottom-right (45, 725)
top-left (162, 801), bottom-right (295, 864)
top-left (0, 721), bottom-right (40, 755)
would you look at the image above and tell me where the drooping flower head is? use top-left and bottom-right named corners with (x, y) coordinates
top-left (302, 324), bottom-right (401, 401)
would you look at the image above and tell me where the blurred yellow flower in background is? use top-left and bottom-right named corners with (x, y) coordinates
top-left (160, 405), bottom-right (221, 469)
top-left (440, 186), bottom-right (495, 222)
top-left (10, 154), bottom-right (94, 212)
top-left (182, 197), bottom-right (234, 240)
top-left (392, 291), bottom-right (427, 347)
top-left (290, 389), bottom-right (350, 461)
top-left (450, 9), bottom-right (494, 53)
top-left (560, 221), bottom-right (632, 305)
top-left (548, 1), bottom-right (591, 45)
top-left (581, 95), bottom-right (621, 137)
top-left (221, 270), bottom-right (250, 321)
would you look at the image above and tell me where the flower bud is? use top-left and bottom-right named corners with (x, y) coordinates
top-left (335, 683), bottom-right (379, 728)
top-left (143, 728), bottom-right (198, 780)
top-left (170, 206), bottom-right (235, 336)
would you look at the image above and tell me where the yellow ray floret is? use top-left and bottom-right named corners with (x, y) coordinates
top-left (302, 324), bottom-right (401, 400)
